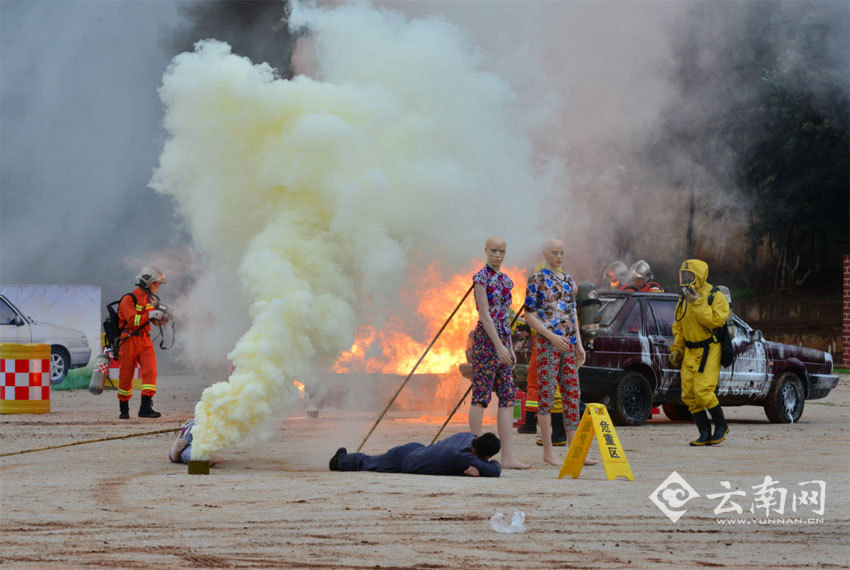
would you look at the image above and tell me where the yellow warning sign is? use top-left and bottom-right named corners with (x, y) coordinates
top-left (557, 403), bottom-right (635, 481)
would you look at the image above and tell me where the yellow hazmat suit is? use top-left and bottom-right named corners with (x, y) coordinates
top-left (670, 259), bottom-right (729, 414)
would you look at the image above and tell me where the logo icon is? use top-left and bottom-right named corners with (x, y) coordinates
top-left (650, 471), bottom-right (700, 523)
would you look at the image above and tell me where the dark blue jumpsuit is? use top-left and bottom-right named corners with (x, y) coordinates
top-left (337, 432), bottom-right (501, 477)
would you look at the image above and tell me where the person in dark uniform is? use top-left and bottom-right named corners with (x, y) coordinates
top-left (328, 432), bottom-right (502, 477)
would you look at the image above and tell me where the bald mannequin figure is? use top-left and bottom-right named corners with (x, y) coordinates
top-left (468, 237), bottom-right (529, 469)
top-left (524, 239), bottom-right (596, 466)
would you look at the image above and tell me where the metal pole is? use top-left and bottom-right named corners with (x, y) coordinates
top-left (430, 384), bottom-right (473, 445)
top-left (356, 284), bottom-right (474, 452)
top-left (0, 427), bottom-right (182, 457)
top-left (430, 306), bottom-right (525, 445)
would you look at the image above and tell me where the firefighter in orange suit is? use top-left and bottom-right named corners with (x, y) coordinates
top-left (117, 266), bottom-right (168, 419)
top-left (620, 260), bottom-right (664, 292)
top-left (669, 259), bottom-right (729, 446)
top-left (602, 261), bottom-right (629, 291)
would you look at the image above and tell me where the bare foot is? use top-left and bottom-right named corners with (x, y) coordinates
top-left (502, 459), bottom-right (531, 469)
top-left (584, 458), bottom-right (598, 466)
top-left (543, 454), bottom-right (561, 466)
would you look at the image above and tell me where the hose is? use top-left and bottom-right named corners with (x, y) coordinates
top-left (0, 427), bottom-right (181, 458)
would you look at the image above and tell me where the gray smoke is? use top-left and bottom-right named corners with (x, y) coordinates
top-left (166, 0), bottom-right (295, 79)
top-left (0, 0), bottom-right (181, 305)
top-left (0, 1), bottom-right (295, 341)
top-left (2, 0), bottom-right (845, 354)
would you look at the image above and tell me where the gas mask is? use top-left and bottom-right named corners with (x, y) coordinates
top-left (679, 270), bottom-right (696, 298)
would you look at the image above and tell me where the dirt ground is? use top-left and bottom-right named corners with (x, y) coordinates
top-left (1, 371), bottom-right (848, 569)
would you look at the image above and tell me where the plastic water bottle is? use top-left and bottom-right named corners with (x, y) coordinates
top-left (490, 510), bottom-right (527, 533)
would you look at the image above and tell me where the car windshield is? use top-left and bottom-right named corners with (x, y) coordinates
top-left (0, 298), bottom-right (17, 325)
top-left (598, 297), bottom-right (626, 327)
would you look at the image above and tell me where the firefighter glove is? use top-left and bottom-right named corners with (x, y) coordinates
top-left (669, 349), bottom-right (683, 368)
top-left (149, 309), bottom-right (166, 321)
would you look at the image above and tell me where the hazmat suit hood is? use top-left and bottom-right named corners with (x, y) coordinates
top-left (679, 259), bottom-right (710, 294)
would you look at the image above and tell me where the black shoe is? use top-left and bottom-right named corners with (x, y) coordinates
top-left (119, 400), bottom-right (129, 420)
top-left (707, 405), bottom-right (729, 445)
top-left (329, 447), bottom-right (347, 471)
top-left (138, 395), bottom-right (161, 418)
top-left (517, 411), bottom-right (537, 434)
top-left (551, 411), bottom-right (567, 443)
top-left (689, 410), bottom-right (712, 446)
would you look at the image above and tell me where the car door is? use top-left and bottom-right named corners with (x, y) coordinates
top-left (718, 315), bottom-right (770, 400)
top-left (614, 298), bottom-right (649, 368)
top-left (645, 298), bottom-right (680, 398)
top-left (0, 296), bottom-right (30, 343)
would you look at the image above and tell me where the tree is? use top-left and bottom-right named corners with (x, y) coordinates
top-left (745, 73), bottom-right (849, 290)
top-left (652, 0), bottom-right (849, 292)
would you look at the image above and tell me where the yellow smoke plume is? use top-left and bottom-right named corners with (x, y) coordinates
top-left (150, 1), bottom-right (546, 459)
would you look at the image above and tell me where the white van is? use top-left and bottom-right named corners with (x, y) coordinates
top-left (0, 294), bottom-right (91, 384)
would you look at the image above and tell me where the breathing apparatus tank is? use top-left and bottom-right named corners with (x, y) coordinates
top-left (88, 352), bottom-right (111, 395)
top-left (716, 285), bottom-right (734, 331)
top-left (577, 281), bottom-right (602, 343)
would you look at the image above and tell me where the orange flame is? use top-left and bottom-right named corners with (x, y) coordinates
top-left (334, 263), bottom-right (524, 379)
top-left (393, 413), bottom-right (498, 426)
top-left (293, 379), bottom-right (305, 397)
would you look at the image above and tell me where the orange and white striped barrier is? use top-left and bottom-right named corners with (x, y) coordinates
top-left (0, 343), bottom-right (51, 414)
top-left (104, 350), bottom-right (141, 391)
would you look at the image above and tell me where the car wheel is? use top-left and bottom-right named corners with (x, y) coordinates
top-left (661, 404), bottom-right (692, 421)
top-left (610, 372), bottom-right (652, 426)
top-left (764, 371), bottom-right (804, 423)
top-left (50, 346), bottom-right (70, 385)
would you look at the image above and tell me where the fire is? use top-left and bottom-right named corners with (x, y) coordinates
top-left (333, 263), bottom-right (524, 376)
top-left (393, 412), bottom-right (498, 426)
top-left (293, 379), bottom-right (305, 397)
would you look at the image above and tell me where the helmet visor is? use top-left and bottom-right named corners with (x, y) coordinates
top-left (679, 270), bottom-right (696, 287)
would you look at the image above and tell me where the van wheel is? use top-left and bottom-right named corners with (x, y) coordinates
top-left (610, 372), bottom-right (652, 426)
top-left (50, 347), bottom-right (70, 385)
top-left (764, 371), bottom-right (804, 423)
top-left (661, 404), bottom-right (692, 421)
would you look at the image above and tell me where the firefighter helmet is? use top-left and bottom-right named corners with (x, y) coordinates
top-left (136, 266), bottom-right (167, 289)
top-left (603, 261), bottom-right (629, 289)
top-left (629, 260), bottom-right (653, 284)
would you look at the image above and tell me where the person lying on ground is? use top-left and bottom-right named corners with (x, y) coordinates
top-left (168, 419), bottom-right (219, 466)
top-left (328, 432), bottom-right (503, 477)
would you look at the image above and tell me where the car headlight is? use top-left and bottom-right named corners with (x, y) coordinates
top-left (80, 335), bottom-right (89, 347)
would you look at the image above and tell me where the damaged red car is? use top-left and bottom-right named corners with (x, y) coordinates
top-left (576, 291), bottom-right (839, 426)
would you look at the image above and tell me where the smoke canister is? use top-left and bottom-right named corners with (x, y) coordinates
top-left (0, 343), bottom-right (51, 414)
top-left (188, 460), bottom-right (210, 475)
top-left (88, 352), bottom-right (110, 395)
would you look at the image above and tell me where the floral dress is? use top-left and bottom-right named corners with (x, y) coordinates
top-left (523, 268), bottom-right (581, 428)
top-left (470, 265), bottom-right (516, 408)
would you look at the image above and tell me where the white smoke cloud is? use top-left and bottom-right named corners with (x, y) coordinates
top-left (150, 1), bottom-right (552, 458)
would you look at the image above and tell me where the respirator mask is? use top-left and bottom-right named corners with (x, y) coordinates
top-left (679, 270), bottom-right (696, 297)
